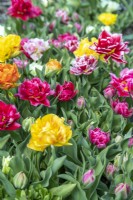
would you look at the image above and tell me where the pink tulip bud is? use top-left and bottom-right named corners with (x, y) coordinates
top-left (128, 137), bottom-right (133, 148)
top-left (82, 169), bottom-right (95, 185)
top-left (115, 183), bottom-right (131, 199)
top-left (104, 86), bottom-right (115, 99)
top-left (67, 120), bottom-right (74, 127)
top-left (106, 163), bottom-right (117, 179)
top-left (77, 96), bottom-right (86, 110)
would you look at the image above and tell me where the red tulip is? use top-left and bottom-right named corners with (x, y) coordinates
top-left (55, 81), bottom-right (77, 101)
top-left (91, 30), bottom-right (129, 63)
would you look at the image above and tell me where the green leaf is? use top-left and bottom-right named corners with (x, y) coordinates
top-left (51, 156), bottom-right (66, 175)
top-left (0, 170), bottom-right (16, 197)
top-left (50, 183), bottom-right (76, 198)
top-left (0, 134), bottom-right (10, 149)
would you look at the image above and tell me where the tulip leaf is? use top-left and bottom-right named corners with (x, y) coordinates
top-left (0, 134), bottom-right (10, 149)
top-left (0, 170), bottom-right (16, 197)
top-left (50, 183), bottom-right (76, 198)
top-left (51, 155), bottom-right (66, 175)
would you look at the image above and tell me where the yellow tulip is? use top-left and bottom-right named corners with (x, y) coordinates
top-left (27, 114), bottom-right (72, 152)
top-left (98, 13), bottom-right (117, 26)
top-left (0, 34), bottom-right (21, 62)
top-left (73, 38), bottom-right (99, 59)
top-left (45, 59), bottom-right (62, 74)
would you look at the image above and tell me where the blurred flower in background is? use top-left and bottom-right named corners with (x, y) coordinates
top-left (98, 13), bottom-right (117, 26)
top-left (21, 38), bottom-right (50, 61)
top-left (45, 59), bottom-right (62, 74)
top-left (8, 0), bottom-right (42, 21)
top-left (100, 0), bottom-right (120, 12)
top-left (70, 55), bottom-right (97, 75)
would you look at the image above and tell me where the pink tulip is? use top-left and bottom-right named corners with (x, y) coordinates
top-left (16, 78), bottom-right (54, 107)
top-left (111, 99), bottom-right (133, 118)
top-left (70, 55), bottom-right (97, 75)
top-left (82, 169), bottom-right (95, 185)
top-left (0, 101), bottom-right (20, 131)
top-left (88, 128), bottom-right (110, 149)
top-left (55, 81), bottom-right (77, 101)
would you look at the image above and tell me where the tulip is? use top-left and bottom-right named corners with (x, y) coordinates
top-left (88, 128), bottom-right (110, 149)
top-left (27, 114), bottom-right (72, 151)
top-left (8, 0), bottom-right (42, 21)
top-left (55, 81), bottom-right (77, 101)
top-left (13, 172), bottom-right (28, 189)
top-left (111, 100), bottom-right (133, 118)
top-left (22, 117), bottom-right (35, 132)
top-left (70, 55), bottom-right (97, 75)
top-left (128, 137), bottom-right (133, 148)
top-left (0, 63), bottom-right (20, 89)
top-left (0, 101), bottom-right (21, 131)
top-left (106, 163), bottom-right (117, 179)
top-left (77, 96), bottom-right (86, 110)
top-left (16, 78), bottom-right (54, 107)
top-left (115, 183), bottom-right (131, 199)
top-left (91, 30), bottom-right (129, 64)
top-left (2, 156), bottom-right (13, 174)
top-left (104, 86), bottom-right (115, 99)
top-left (82, 169), bottom-right (95, 185)
top-left (98, 13), bottom-right (117, 26)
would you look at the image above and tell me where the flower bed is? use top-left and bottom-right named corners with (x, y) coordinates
top-left (0, 0), bottom-right (133, 199)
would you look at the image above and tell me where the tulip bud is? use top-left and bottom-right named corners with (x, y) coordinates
top-left (82, 169), bottom-right (95, 185)
top-left (115, 183), bottom-right (131, 200)
top-left (77, 96), bottom-right (86, 110)
top-left (128, 137), bottom-right (133, 148)
top-left (29, 62), bottom-right (43, 76)
top-left (2, 156), bottom-right (13, 174)
top-left (115, 135), bottom-right (123, 143)
top-left (123, 153), bottom-right (128, 164)
top-left (67, 120), bottom-right (74, 127)
top-left (105, 163), bottom-right (117, 180)
top-left (104, 86), bottom-right (115, 99)
top-left (13, 172), bottom-right (28, 189)
top-left (86, 25), bottom-right (95, 34)
top-left (22, 117), bottom-right (35, 132)
top-left (114, 154), bottom-right (122, 168)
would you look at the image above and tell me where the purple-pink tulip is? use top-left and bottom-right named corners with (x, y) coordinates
top-left (82, 169), bottom-right (95, 185)
top-left (88, 128), bottom-right (110, 149)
